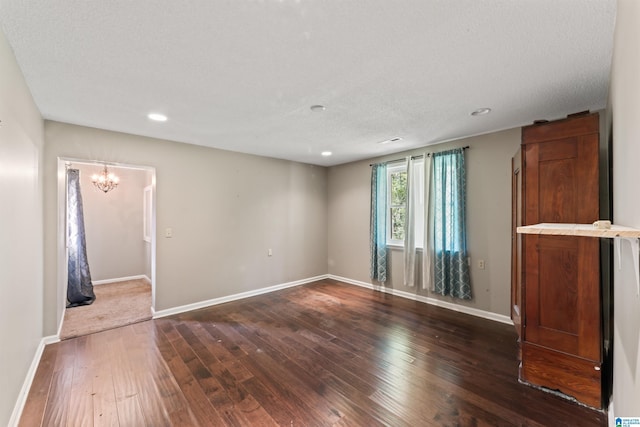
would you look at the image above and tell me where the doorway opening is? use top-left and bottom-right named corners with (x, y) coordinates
top-left (56, 158), bottom-right (156, 339)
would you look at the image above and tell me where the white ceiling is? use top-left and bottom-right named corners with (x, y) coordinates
top-left (0, 0), bottom-right (616, 166)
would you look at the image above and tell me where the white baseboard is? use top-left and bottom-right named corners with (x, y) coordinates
top-left (93, 275), bottom-right (150, 285)
top-left (328, 274), bottom-right (513, 325)
top-left (608, 401), bottom-right (614, 427)
top-left (56, 309), bottom-right (65, 339)
top-left (8, 334), bottom-right (60, 427)
top-left (153, 274), bottom-right (329, 319)
top-left (42, 335), bottom-right (60, 345)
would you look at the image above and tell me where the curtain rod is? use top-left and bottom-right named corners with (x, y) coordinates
top-left (369, 146), bottom-right (470, 166)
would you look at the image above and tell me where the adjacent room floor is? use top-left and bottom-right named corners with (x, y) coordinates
top-left (22, 279), bottom-right (606, 426)
top-left (59, 278), bottom-right (152, 340)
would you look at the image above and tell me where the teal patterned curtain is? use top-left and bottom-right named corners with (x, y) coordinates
top-left (432, 148), bottom-right (471, 299)
top-left (370, 163), bottom-right (388, 283)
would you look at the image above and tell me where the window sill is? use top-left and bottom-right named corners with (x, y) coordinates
top-left (386, 243), bottom-right (424, 252)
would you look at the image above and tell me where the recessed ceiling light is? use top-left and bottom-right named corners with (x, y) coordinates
top-left (378, 137), bottom-right (403, 145)
top-left (321, 151), bottom-right (332, 156)
top-left (148, 112), bottom-right (168, 122)
top-left (471, 108), bottom-right (491, 116)
top-left (310, 105), bottom-right (326, 112)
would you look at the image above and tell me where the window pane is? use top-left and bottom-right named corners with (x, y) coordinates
top-left (390, 171), bottom-right (407, 206)
top-left (391, 207), bottom-right (405, 240)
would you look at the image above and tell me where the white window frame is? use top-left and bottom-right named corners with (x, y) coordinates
top-left (386, 160), bottom-right (425, 248)
top-left (387, 164), bottom-right (406, 247)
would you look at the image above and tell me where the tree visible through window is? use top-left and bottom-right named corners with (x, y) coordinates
top-left (387, 161), bottom-right (424, 246)
top-left (389, 168), bottom-right (406, 241)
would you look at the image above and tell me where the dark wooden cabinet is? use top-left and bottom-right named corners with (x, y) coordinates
top-left (512, 112), bottom-right (602, 408)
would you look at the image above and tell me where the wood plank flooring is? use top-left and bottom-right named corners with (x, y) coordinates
top-left (19, 279), bottom-right (606, 426)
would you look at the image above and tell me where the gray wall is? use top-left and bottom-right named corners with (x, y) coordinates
top-left (610, 0), bottom-right (640, 417)
top-left (43, 121), bottom-right (328, 335)
top-left (328, 129), bottom-right (520, 316)
top-left (0, 30), bottom-right (44, 425)
top-left (76, 163), bottom-right (148, 282)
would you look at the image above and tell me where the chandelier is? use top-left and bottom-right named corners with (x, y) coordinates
top-left (91, 165), bottom-right (119, 193)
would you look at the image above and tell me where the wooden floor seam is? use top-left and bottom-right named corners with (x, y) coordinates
top-left (18, 279), bottom-right (606, 426)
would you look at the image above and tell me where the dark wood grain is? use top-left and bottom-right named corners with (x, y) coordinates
top-left (511, 148), bottom-right (523, 347)
top-left (520, 112), bottom-right (602, 408)
top-left (522, 342), bottom-right (601, 409)
top-left (522, 112), bottom-right (599, 144)
top-left (19, 279), bottom-right (606, 426)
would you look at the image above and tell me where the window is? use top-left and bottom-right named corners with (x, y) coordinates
top-left (387, 164), bottom-right (406, 244)
top-left (387, 160), bottom-right (424, 247)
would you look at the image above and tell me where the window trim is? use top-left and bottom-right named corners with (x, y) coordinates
top-left (386, 163), bottom-right (406, 247)
top-left (386, 159), bottom-right (425, 248)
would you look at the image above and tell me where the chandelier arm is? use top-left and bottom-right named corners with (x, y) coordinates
top-left (91, 164), bottom-right (119, 193)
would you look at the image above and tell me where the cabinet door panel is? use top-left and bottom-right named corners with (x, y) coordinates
top-left (538, 236), bottom-right (579, 335)
top-left (539, 158), bottom-right (577, 223)
top-left (520, 113), bottom-right (602, 408)
top-left (522, 114), bottom-right (601, 362)
top-left (524, 235), bottom-right (599, 359)
top-left (527, 135), bottom-right (599, 224)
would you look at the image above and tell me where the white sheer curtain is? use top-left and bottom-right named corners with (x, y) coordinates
top-left (404, 154), bottom-right (430, 287)
top-left (403, 157), bottom-right (416, 286)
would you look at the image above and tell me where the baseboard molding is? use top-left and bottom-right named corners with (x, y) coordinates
top-left (55, 309), bottom-right (65, 339)
top-left (43, 334), bottom-right (60, 345)
top-left (9, 334), bottom-right (59, 427)
top-left (328, 274), bottom-right (513, 325)
top-left (93, 275), bottom-right (149, 285)
top-left (153, 274), bottom-right (329, 319)
top-left (608, 401), bottom-right (614, 427)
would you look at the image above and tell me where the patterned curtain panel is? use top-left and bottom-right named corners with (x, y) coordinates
top-left (421, 155), bottom-right (433, 290)
top-left (370, 163), bottom-right (388, 283)
top-left (67, 168), bottom-right (96, 307)
top-left (432, 148), bottom-right (471, 299)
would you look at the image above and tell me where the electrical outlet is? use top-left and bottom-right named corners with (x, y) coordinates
top-left (478, 260), bottom-right (485, 270)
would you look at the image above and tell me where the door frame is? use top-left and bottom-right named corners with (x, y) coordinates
top-left (55, 157), bottom-right (157, 337)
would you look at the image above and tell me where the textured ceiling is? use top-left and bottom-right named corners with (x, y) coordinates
top-left (0, 1), bottom-right (616, 166)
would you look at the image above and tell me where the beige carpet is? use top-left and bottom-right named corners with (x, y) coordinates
top-left (60, 279), bottom-right (152, 340)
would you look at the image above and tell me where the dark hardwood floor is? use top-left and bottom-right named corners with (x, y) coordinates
top-left (19, 279), bottom-right (606, 426)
